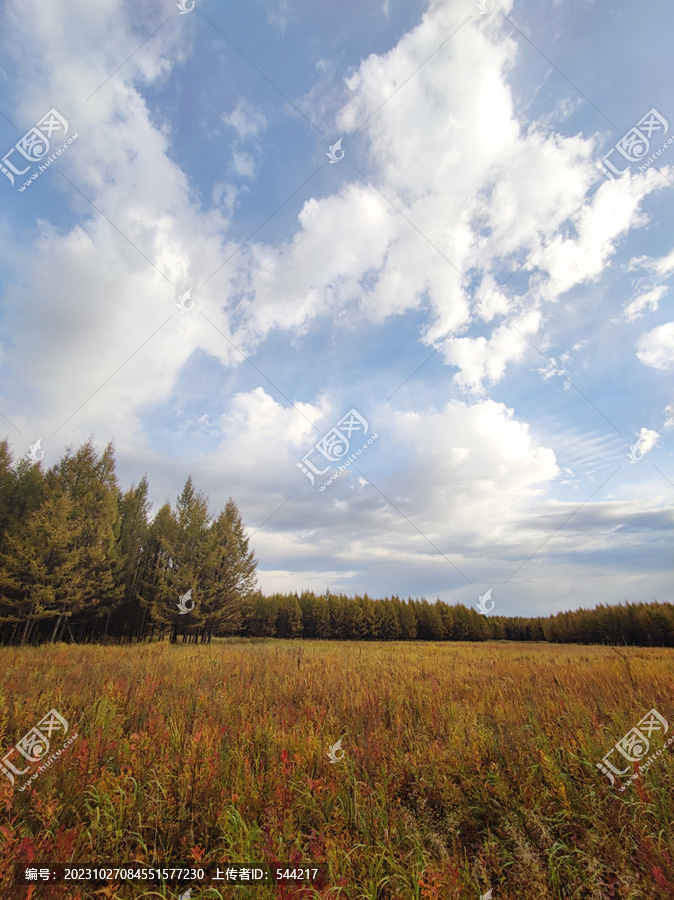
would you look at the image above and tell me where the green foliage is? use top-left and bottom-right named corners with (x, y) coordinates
top-left (0, 440), bottom-right (258, 645)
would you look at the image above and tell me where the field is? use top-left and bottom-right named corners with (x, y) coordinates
top-left (1, 640), bottom-right (673, 899)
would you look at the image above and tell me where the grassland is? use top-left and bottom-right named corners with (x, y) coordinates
top-left (1, 639), bottom-right (673, 899)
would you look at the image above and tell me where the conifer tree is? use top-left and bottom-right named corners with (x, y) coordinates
top-left (198, 499), bottom-right (257, 641)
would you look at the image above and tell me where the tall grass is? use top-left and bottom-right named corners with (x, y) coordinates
top-left (1, 640), bottom-right (673, 899)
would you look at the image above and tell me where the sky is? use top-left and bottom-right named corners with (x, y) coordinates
top-left (0, 0), bottom-right (672, 618)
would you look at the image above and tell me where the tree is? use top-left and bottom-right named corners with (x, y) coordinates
top-left (45, 439), bottom-right (122, 642)
top-left (245, 592), bottom-right (277, 636)
top-left (298, 591), bottom-right (317, 638)
top-left (110, 476), bottom-right (152, 640)
top-left (0, 441), bottom-right (45, 555)
top-left (199, 499), bottom-right (258, 641)
top-left (327, 592), bottom-right (348, 639)
top-left (415, 600), bottom-right (444, 640)
top-left (0, 486), bottom-right (81, 644)
top-left (345, 597), bottom-right (366, 639)
top-left (276, 594), bottom-right (303, 638)
top-left (398, 598), bottom-right (418, 640)
top-left (377, 599), bottom-right (401, 640)
top-left (314, 594), bottom-right (332, 639)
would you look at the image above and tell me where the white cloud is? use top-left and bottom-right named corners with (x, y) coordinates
top-left (0, 0), bottom-right (671, 612)
top-left (628, 427), bottom-right (660, 461)
top-left (217, 1), bottom-right (667, 396)
top-left (441, 310), bottom-right (543, 394)
top-left (214, 388), bottom-right (561, 556)
top-left (629, 246), bottom-right (674, 277)
top-left (222, 99), bottom-right (267, 139)
top-left (636, 322), bottom-right (674, 370)
top-left (621, 287), bottom-right (666, 323)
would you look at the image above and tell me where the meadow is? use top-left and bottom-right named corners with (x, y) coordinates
top-left (1, 639), bottom-right (673, 899)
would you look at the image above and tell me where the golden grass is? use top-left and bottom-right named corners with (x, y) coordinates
top-left (1, 639), bottom-right (673, 899)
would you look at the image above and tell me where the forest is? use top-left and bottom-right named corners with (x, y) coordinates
top-left (0, 437), bottom-right (672, 647)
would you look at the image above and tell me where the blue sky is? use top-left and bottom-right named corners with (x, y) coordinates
top-left (0, 0), bottom-right (672, 617)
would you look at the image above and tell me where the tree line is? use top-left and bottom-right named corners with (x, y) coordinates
top-left (248, 592), bottom-right (674, 646)
top-left (0, 437), bottom-right (671, 647)
top-left (0, 438), bottom-right (256, 645)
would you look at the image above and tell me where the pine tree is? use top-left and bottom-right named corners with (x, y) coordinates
top-left (398, 598), bottom-right (418, 640)
top-left (378, 599), bottom-right (402, 640)
top-left (276, 594), bottom-right (303, 638)
top-left (47, 439), bottom-right (122, 640)
top-left (0, 486), bottom-right (81, 643)
top-left (198, 499), bottom-right (257, 641)
top-left (314, 594), bottom-right (332, 639)
top-left (111, 476), bottom-right (152, 640)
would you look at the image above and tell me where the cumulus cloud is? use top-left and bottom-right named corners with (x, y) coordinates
top-left (218, 0), bottom-right (668, 395)
top-left (636, 322), bottom-right (674, 370)
top-left (0, 0), bottom-right (671, 612)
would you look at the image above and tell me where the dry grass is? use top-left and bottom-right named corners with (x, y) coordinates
top-left (1, 639), bottom-right (673, 899)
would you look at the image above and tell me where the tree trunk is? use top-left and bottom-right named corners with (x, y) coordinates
top-left (56, 616), bottom-right (67, 642)
top-left (19, 618), bottom-right (31, 645)
top-left (138, 607), bottom-right (148, 642)
top-left (50, 616), bottom-right (63, 643)
top-left (20, 617), bottom-right (36, 645)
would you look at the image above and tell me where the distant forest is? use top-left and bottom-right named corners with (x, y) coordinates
top-left (0, 438), bottom-right (672, 647)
